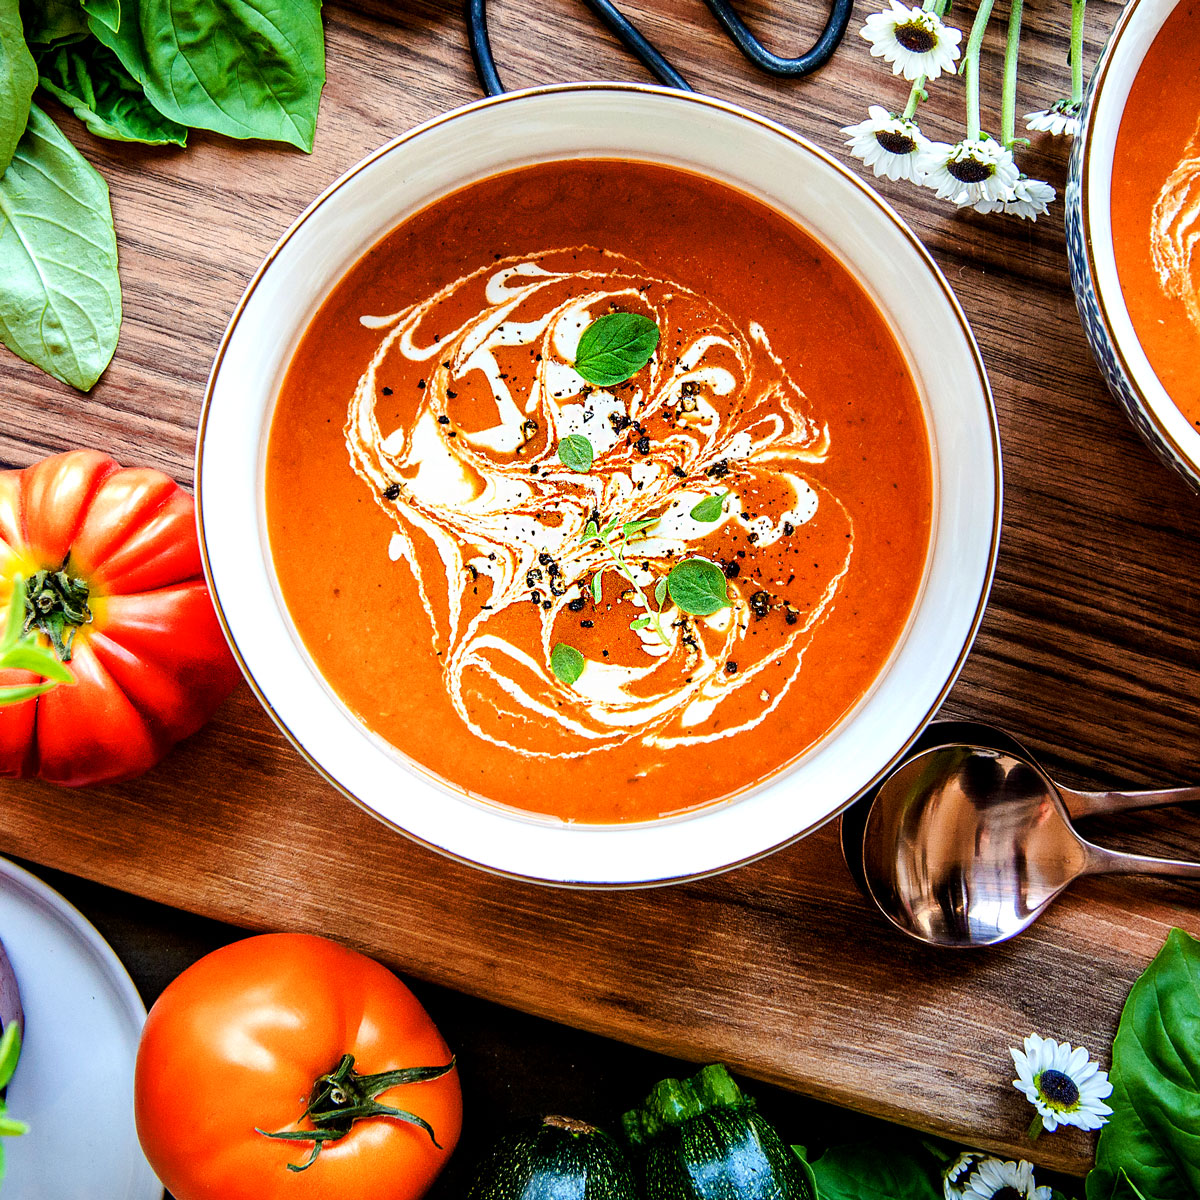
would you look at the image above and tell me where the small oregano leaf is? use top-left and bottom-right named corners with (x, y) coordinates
top-left (667, 558), bottom-right (729, 617)
top-left (690, 491), bottom-right (730, 522)
top-left (557, 434), bottom-right (593, 473)
top-left (574, 312), bottom-right (659, 387)
top-left (549, 642), bottom-right (585, 685)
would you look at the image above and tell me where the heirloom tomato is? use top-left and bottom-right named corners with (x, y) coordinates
top-left (135, 933), bottom-right (461, 1200)
top-left (0, 450), bottom-right (240, 785)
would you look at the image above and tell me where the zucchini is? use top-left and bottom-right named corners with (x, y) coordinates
top-left (467, 1114), bottom-right (640, 1200)
top-left (623, 1064), bottom-right (814, 1200)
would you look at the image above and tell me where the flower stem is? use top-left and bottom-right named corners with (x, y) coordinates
top-left (1069, 0), bottom-right (1086, 104)
top-left (1027, 1112), bottom-right (1044, 1141)
top-left (962, 0), bottom-right (997, 141)
top-left (902, 76), bottom-right (927, 120)
top-left (1000, 0), bottom-right (1024, 146)
top-left (902, 0), bottom-right (951, 120)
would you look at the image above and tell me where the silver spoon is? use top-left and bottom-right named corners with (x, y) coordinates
top-left (846, 722), bottom-right (1200, 948)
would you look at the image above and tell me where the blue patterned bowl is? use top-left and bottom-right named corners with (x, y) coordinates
top-left (1065, 0), bottom-right (1200, 492)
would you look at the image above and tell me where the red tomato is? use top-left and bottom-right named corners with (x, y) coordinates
top-left (0, 450), bottom-right (240, 785)
top-left (135, 933), bottom-right (462, 1200)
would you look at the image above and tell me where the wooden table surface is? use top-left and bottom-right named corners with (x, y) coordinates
top-left (2, 0), bottom-right (1198, 1179)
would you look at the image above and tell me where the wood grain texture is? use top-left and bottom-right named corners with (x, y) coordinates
top-left (1, 0), bottom-right (1198, 1178)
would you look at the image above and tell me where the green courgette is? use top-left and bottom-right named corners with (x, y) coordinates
top-left (467, 1114), bottom-right (640, 1200)
top-left (623, 1063), bottom-right (815, 1200)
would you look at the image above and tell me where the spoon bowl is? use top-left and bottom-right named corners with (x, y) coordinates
top-left (845, 721), bottom-right (1200, 948)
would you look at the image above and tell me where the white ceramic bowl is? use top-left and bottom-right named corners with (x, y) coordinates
top-left (198, 85), bottom-right (1000, 887)
top-left (1066, 0), bottom-right (1200, 491)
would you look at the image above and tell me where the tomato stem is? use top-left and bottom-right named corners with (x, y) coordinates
top-left (23, 565), bottom-right (92, 663)
top-left (256, 1053), bottom-right (456, 1173)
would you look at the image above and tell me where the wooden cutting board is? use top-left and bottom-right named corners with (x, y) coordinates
top-left (2, 0), bottom-right (1199, 1177)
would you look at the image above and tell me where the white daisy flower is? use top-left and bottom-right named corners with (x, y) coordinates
top-left (1025, 99), bottom-right (1082, 137)
top-left (943, 1152), bottom-right (983, 1200)
top-left (1011, 1032), bottom-right (1114, 1133)
top-left (923, 137), bottom-right (1020, 206)
top-left (861, 0), bottom-right (963, 81)
top-left (843, 106), bottom-right (935, 182)
top-left (954, 1155), bottom-right (1052, 1200)
top-left (972, 175), bottom-right (1056, 219)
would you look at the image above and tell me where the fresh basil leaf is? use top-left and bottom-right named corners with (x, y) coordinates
top-left (80, 0), bottom-right (120, 37)
top-left (812, 1140), bottom-right (941, 1200)
top-left (667, 557), bottom-right (729, 617)
top-left (0, 103), bottom-right (121, 390)
top-left (574, 312), bottom-right (659, 387)
top-left (582, 520), bottom-right (598, 540)
top-left (654, 577), bottom-right (668, 607)
top-left (690, 491), bottom-right (729, 522)
top-left (20, 0), bottom-right (87, 47)
top-left (591, 573), bottom-right (603, 603)
top-left (88, 0), bottom-right (325, 152)
top-left (0, 0), bottom-right (37, 176)
top-left (549, 642), bottom-right (584, 686)
top-left (557, 433), bottom-right (593, 473)
top-left (38, 39), bottom-right (188, 145)
top-left (629, 616), bottom-right (650, 630)
top-left (1087, 928), bottom-right (1200, 1200)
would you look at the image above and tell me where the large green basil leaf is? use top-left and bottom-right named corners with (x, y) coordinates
top-left (812, 1140), bottom-right (941, 1200)
top-left (20, 0), bottom-right (88, 48)
top-left (0, 0), bottom-right (37, 176)
top-left (38, 39), bottom-right (188, 145)
top-left (1086, 928), bottom-right (1200, 1200)
top-left (80, 0), bottom-right (120, 36)
top-left (87, 0), bottom-right (324, 152)
top-left (0, 103), bottom-right (120, 390)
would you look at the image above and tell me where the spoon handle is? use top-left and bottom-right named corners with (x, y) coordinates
top-left (1061, 784), bottom-right (1200, 820)
top-left (1085, 842), bottom-right (1200, 880)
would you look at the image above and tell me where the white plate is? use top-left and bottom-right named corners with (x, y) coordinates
top-left (0, 858), bottom-right (161, 1200)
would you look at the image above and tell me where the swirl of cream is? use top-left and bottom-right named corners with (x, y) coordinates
top-left (1151, 115), bottom-right (1200, 336)
top-left (346, 248), bottom-right (853, 760)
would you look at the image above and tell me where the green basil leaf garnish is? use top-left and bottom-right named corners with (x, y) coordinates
top-left (0, 1), bottom-right (37, 177)
top-left (549, 642), bottom-right (585, 686)
top-left (557, 433), bottom-right (593, 473)
top-left (629, 616), bottom-right (651, 631)
top-left (574, 312), bottom-right (660, 387)
top-left (667, 558), bottom-right (729, 617)
top-left (37, 39), bottom-right (189, 146)
top-left (0, 104), bottom-right (121, 391)
top-left (690, 491), bottom-right (730, 522)
top-left (591, 573), bottom-right (603, 603)
top-left (85, 0), bottom-right (326, 153)
top-left (654, 578), bottom-right (668, 607)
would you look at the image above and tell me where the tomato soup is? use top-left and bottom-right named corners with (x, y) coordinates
top-left (265, 161), bottom-right (932, 823)
top-left (1112, 0), bottom-right (1200, 421)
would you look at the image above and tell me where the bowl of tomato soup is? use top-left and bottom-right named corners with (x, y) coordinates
top-left (1067, 0), bottom-right (1200, 490)
top-left (198, 85), bottom-right (1000, 885)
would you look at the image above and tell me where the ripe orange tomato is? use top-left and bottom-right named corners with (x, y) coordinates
top-left (135, 934), bottom-right (461, 1200)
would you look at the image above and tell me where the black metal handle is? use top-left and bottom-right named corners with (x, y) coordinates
top-left (466, 0), bottom-right (857, 96)
top-left (700, 0), bottom-right (855, 76)
top-left (467, 0), bottom-right (691, 96)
